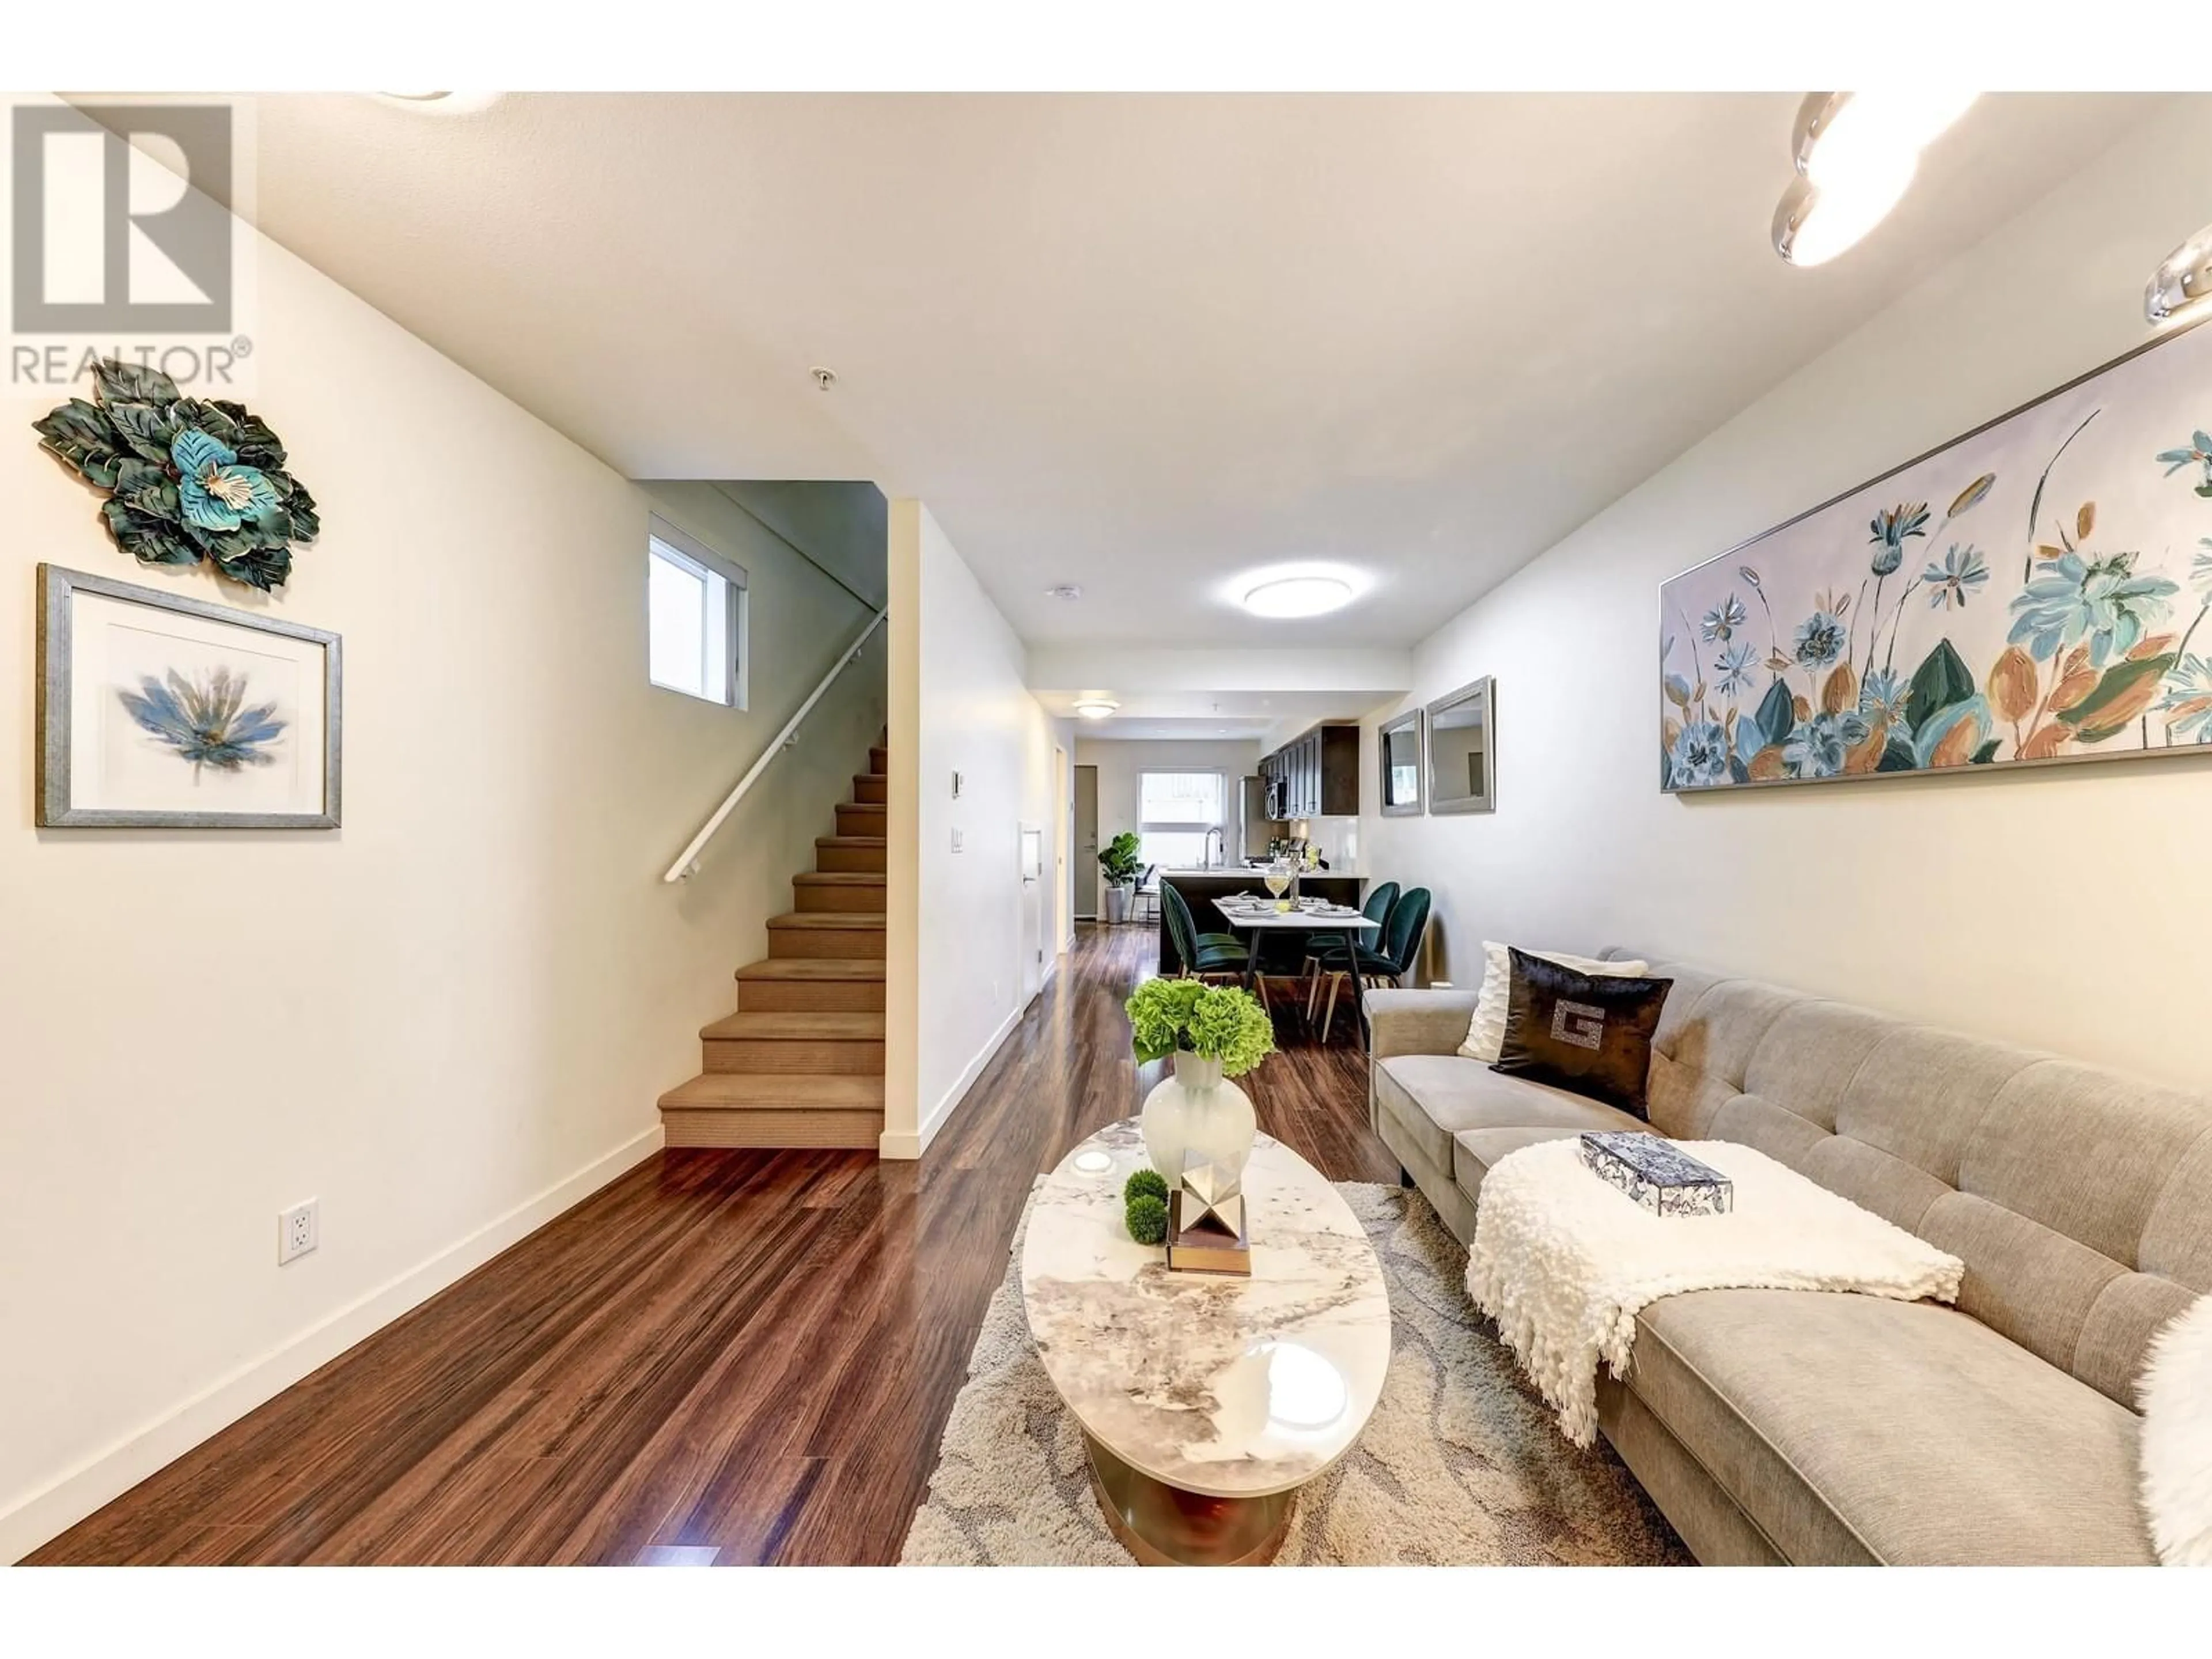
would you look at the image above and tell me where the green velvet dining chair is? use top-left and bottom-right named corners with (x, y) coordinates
top-left (1161, 882), bottom-right (1251, 984)
top-left (1313, 886), bottom-right (1429, 1043)
top-left (1303, 881), bottom-right (1398, 1025)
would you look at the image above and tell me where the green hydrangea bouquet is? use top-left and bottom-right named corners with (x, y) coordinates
top-left (1124, 979), bottom-right (1275, 1076)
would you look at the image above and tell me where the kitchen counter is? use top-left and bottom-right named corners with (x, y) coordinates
top-left (1156, 871), bottom-right (1365, 975)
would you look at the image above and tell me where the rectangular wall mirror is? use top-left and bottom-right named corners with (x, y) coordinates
top-left (1379, 707), bottom-right (1424, 816)
top-left (1426, 676), bottom-right (1495, 814)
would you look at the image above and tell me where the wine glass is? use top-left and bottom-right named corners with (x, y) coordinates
top-left (1263, 858), bottom-right (1293, 908)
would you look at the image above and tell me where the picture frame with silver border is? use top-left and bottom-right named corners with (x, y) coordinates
top-left (37, 563), bottom-right (342, 829)
top-left (1378, 704), bottom-right (1424, 817)
top-left (1425, 676), bottom-right (1495, 814)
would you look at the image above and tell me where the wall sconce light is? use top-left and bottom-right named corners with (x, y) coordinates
top-left (2146, 221), bottom-right (2212, 326)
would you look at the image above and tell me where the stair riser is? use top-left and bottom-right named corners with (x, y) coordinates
top-left (737, 979), bottom-right (887, 1013)
top-left (815, 844), bottom-right (887, 874)
top-left (703, 1039), bottom-right (885, 1075)
top-left (794, 884), bottom-right (887, 913)
top-left (869, 747), bottom-right (889, 774)
top-left (662, 1108), bottom-right (882, 1150)
top-left (852, 774), bottom-right (887, 804)
top-left (835, 804), bottom-right (886, 836)
top-left (769, 929), bottom-right (887, 960)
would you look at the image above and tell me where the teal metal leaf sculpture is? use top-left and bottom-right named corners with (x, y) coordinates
top-left (32, 358), bottom-right (319, 593)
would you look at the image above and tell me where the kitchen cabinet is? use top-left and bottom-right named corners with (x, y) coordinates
top-left (1260, 724), bottom-right (1358, 821)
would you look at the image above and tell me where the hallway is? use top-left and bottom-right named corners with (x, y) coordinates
top-left (34, 924), bottom-right (1391, 1566)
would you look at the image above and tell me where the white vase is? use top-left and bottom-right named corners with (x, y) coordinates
top-left (1141, 1051), bottom-right (1257, 1184)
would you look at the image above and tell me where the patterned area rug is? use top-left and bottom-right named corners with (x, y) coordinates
top-left (898, 1180), bottom-right (1690, 1566)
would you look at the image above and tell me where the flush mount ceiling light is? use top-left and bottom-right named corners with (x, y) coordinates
top-left (1072, 697), bottom-right (1119, 719)
top-left (1043, 583), bottom-right (1083, 600)
top-left (373, 91), bottom-right (504, 114)
top-left (1772, 90), bottom-right (1978, 267)
top-left (2146, 221), bottom-right (2212, 326)
top-left (1241, 575), bottom-right (1354, 619)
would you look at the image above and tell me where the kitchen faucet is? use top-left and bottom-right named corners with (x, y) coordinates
top-left (1203, 825), bottom-right (1225, 869)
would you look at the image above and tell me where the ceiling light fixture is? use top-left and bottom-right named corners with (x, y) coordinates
top-left (1044, 584), bottom-right (1083, 600)
top-left (1772, 91), bottom-right (1978, 268)
top-left (1241, 575), bottom-right (1354, 619)
top-left (2146, 221), bottom-right (2212, 326)
top-left (1072, 697), bottom-right (1119, 720)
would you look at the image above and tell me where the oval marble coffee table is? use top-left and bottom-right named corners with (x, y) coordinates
top-left (1020, 1118), bottom-right (1391, 1565)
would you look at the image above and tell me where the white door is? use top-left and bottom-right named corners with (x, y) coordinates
top-left (1018, 822), bottom-right (1045, 1001)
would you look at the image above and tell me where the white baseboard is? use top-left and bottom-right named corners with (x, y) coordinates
top-left (0, 1122), bottom-right (665, 1565)
top-left (878, 1004), bottom-right (1023, 1160)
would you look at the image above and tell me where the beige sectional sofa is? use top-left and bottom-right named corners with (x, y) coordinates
top-left (1368, 949), bottom-right (2212, 1566)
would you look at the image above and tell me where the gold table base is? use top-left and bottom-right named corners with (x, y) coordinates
top-left (1083, 1432), bottom-right (1296, 1566)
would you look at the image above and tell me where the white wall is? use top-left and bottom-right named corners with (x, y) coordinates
top-left (0, 240), bottom-right (881, 1559)
top-left (884, 502), bottom-right (1070, 1158)
top-left (1074, 736), bottom-right (1262, 881)
top-left (1362, 97), bottom-right (2212, 1088)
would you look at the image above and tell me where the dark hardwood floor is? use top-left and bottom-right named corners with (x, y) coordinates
top-left (32, 923), bottom-right (1393, 1566)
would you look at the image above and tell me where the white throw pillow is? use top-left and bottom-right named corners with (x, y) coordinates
top-left (1459, 942), bottom-right (1650, 1063)
top-left (2139, 1294), bottom-right (2212, 1565)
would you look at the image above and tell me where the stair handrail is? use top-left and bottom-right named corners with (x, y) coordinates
top-left (663, 605), bottom-right (889, 883)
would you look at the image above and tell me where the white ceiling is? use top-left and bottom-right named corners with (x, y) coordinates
top-left (1036, 688), bottom-right (1387, 741)
top-left (229, 93), bottom-right (2165, 648)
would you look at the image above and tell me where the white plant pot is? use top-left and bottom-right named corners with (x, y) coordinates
top-left (1140, 1051), bottom-right (1256, 1184)
top-left (1103, 885), bottom-right (1130, 924)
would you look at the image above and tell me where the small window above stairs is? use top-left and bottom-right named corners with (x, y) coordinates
top-left (658, 741), bottom-right (889, 1150)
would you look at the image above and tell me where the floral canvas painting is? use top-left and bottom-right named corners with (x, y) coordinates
top-left (1660, 318), bottom-right (2212, 791)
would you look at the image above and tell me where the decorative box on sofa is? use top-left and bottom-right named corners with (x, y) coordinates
top-left (1366, 952), bottom-right (2212, 1566)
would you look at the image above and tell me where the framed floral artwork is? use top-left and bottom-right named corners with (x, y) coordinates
top-left (1660, 315), bottom-right (2212, 791)
top-left (36, 564), bottom-right (342, 828)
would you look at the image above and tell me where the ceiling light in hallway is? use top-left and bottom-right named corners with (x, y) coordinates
top-left (1772, 91), bottom-right (1978, 267)
top-left (2146, 221), bottom-right (2212, 325)
top-left (1073, 697), bottom-right (1119, 719)
top-left (1044, 584), bottom-right (1083, 600)
top-left (1242, 575), bottom-right (1354, 619)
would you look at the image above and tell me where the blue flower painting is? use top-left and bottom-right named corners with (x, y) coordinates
top-left (118, 667), bottom-right (288, 780)
top-left (1661, 319), bottom-right (2212, 790)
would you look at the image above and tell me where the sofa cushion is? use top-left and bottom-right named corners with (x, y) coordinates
top-left (1453, 1122), bottom-right (1651, 1209)
top-left (1373, 1053), bottom-right (1645, 1176)
top-left (1623, 1288), bottom-right (2153, 1565)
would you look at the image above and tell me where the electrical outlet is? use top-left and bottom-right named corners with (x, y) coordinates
top-left (278, 1198), bottom-right (319, 1265)
top-left (950, 827), bottom-right (964, 853)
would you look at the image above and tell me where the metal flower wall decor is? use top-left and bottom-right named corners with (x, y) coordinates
top-left (33, 358), bottom-right (320, 593)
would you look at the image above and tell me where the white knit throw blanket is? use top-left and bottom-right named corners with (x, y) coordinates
top-left (2139, 1294), bottom-right (2212, 1566)
top-left (1466, 1138), bottom-right (1964, 1448)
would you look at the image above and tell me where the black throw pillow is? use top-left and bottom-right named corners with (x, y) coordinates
top-left (1492, 946), bottom-right (1673, 1119)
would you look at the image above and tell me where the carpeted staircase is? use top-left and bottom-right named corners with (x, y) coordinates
top-left (657, 741), bottom-right (888, 1149)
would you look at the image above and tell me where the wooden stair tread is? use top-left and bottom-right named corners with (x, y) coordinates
top-left (660, 1073), bottom-right (885, 1108)
top-left (767, 911), bottom-right (884, 930)
top-left (817, 835), bottom-right (887, 847)
top-left (700, 1012), bottom-right (885, 1041)
top-left (793, 872), bottom-right (886, 886)
top-left (737, 959), bottom-right (885, 981)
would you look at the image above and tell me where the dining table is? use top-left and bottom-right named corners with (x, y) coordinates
top-left (1213, 895), bottom-right (1382, 1043)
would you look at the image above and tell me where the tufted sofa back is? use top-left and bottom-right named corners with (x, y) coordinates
top-left (1604, 950), bottom-right (2212, 1408)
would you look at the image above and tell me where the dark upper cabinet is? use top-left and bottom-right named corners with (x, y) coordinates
top-left (1263, 724), bottom-right (1358, 821)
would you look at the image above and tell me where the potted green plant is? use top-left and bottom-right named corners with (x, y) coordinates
top-left (1097, 831), bottom-right (1143, 924)
top-left (1124, 979), bottom-right (1275, 1181)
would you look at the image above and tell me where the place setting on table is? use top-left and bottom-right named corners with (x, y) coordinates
top-left (1213, 881), bottom-right (1381, 1037)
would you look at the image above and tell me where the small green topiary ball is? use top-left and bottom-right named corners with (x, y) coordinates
top-left (1126, 1192), bottom-right (1169, 1246)
top-left (1123, 1168), bottom-right (1168, 1206)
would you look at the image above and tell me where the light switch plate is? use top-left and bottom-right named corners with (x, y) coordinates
top-left (951, 827), bottom-right (965, 853)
